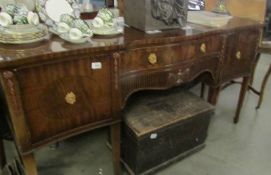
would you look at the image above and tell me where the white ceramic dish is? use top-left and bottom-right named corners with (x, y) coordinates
top-left (59, 33), bottom-right (88, 44)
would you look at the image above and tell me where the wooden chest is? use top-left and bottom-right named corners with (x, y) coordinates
top-left (122, 88), bottom-right (214, 175)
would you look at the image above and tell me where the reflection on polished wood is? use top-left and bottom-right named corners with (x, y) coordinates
top-left (0, 17), bottom-right (262, 175)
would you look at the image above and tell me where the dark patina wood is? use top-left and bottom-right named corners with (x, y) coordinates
top-left (122, 89), bottom-right (214, 174)
top-left (0, 17), bottom-right (262, 175)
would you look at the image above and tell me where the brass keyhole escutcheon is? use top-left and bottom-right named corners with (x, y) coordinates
top-left (236, 51), bottom-right (242, 60)
top-left (65, 92), bottom-right (76, 105)
top-left (148, 53), bottom-right (158, 65)
top-left (200, 43), bottom-right (206, 53)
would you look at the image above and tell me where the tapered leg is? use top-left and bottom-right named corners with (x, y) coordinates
top-left (256, 64), bottom-right (271, 109)
top-left (200, 83), bottom-right (206, 99)
top-left (208, 86), bottom-right (220, 105)
top-left (250, 53), bottom-right (261, 86)
top-left (0, 139), bottom-right (6, 168)
top-left (21, 153), bottom-right (38, 175)
top-left (234, 77), bottom-right (250, 124)
top-left (111, 123), bottom-right (121, 175)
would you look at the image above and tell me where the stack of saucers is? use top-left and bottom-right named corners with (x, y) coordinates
top-left (0, 24), bottom-right (49, 44)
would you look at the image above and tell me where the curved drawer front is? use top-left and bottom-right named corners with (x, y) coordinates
top-left (15, 56), bottom-right (112, 145)
top-left (120, 55), bottom-right (220, 106)
top-left (120, 35), bottom-right (222, 75)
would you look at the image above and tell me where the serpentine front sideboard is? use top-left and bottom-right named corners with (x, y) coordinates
top-left (0, 17), bottom-right (262, 175)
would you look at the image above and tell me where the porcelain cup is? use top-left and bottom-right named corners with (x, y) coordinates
top-left (72, 19), bottom-right (93, 37)
top-left (27, 11), bottom-right (40, 25)
top-left (57, 22), bottom-right (70, 33)
top-left (69, 28), bottom-right (83, 40)
top-left (56, 14), bottom-right (75, 33)
top-left (0, 12), bottom-right (13, 27)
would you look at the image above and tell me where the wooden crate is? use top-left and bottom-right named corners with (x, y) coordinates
top-left (122, 88), bottom-right (214, 175)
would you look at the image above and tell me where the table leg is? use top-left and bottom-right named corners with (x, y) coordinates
top-left (200, 83), bottom-right (206, 99)
top-left (250, 53), bottom-right (261, 86)
top-left (208, 86), bottom-right (220, 105)
top-left (111, 123), bottom-right (121, 175)
top-left (21, 153), bottom-right (38, 175)
top-left (0, 139), bottom-right (6, 168)
top-left (256, 64), bottom-right (271, 109)
top-left (234, 77), bottom-right (250, 124)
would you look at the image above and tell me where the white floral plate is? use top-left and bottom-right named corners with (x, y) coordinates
top-left (36, 0), bottom-right (80, 28)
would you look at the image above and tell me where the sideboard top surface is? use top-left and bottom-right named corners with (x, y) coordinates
top-left (0, 17), bottom-right (262, 69)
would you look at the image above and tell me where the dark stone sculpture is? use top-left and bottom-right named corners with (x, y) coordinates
top-left (151, 0), bottom-right (187, 26)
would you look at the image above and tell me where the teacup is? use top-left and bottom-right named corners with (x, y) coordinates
top-left (56, 14), bottom-right (76, 34)
top-left (69, 28), bottom-right (83, 40)
top-left (57, 22), bottom-right (70, 34)
top-left (15, 4), bottom-right (29, 17)
top-left (27, 12), bottom-right (40, 25)
top-left (0, 12), bottom-right (13, 27)
top-left (59, 14), bottom-right (74, 26)
top-left (97, 8), bottom-right (114, 23)
top-left (92, 8), bottom-right (116, 28)
top-left (13, 15), bottom-right (28, 24)
top-left (91, 17), bottom-right (104, 28)
top-left (4, 4), bottom-right (17, 16)
top-left (72, 19), bottom-right (93, 37)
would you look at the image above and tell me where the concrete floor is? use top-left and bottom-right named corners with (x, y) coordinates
top-left (3, 54), bottom-right (271, 175)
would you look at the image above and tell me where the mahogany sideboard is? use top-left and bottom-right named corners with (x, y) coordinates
top-left (0, 17), bottom-right (262, 175)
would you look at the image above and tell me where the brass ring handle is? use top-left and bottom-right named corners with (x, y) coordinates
top-left (200, 43), bottom-right (206, 53)
top-left (65, 92), bottom-right (76, 105)
top-left (148, 53), bottom-right (158, 65)
top-left (236, 51), bottom-right (242, 60)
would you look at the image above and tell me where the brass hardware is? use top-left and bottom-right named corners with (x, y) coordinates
top-left (65, 92), bottom-right (76, 105)
top-left (148, 53), bottom-right (158, 65)
top-left (236, 51), bottom-right (242, 60)
top-left (176, 79), bottom-right (183, 84)
top-left (200, 43), bottom-right (206, 53)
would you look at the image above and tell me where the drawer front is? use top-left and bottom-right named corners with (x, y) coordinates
top-left (120, 55), bottom-right (220, 106)
top-left (120, 35), bottom-right (222, 75)
top-left (221, 29), bottom-right (260, 82)
top-left (15, 56), bottom-right (112, 144)
top-left (121, 64), bottom-right (190, 103)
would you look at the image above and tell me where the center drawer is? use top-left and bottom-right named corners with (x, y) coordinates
top-left (120, 35), bottom-right (222, 75)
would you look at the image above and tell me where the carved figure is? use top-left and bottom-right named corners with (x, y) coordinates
top-left (151, 0), bottom-right (187, 26)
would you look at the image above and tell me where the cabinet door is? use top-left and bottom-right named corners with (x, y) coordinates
top-left (14, 55), bottom-right (113, 146)
top-left (221, 29), bottom-right (260, 82)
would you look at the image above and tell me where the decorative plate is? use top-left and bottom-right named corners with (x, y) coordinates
top-left (36, 0), bottom-right (80, 29)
